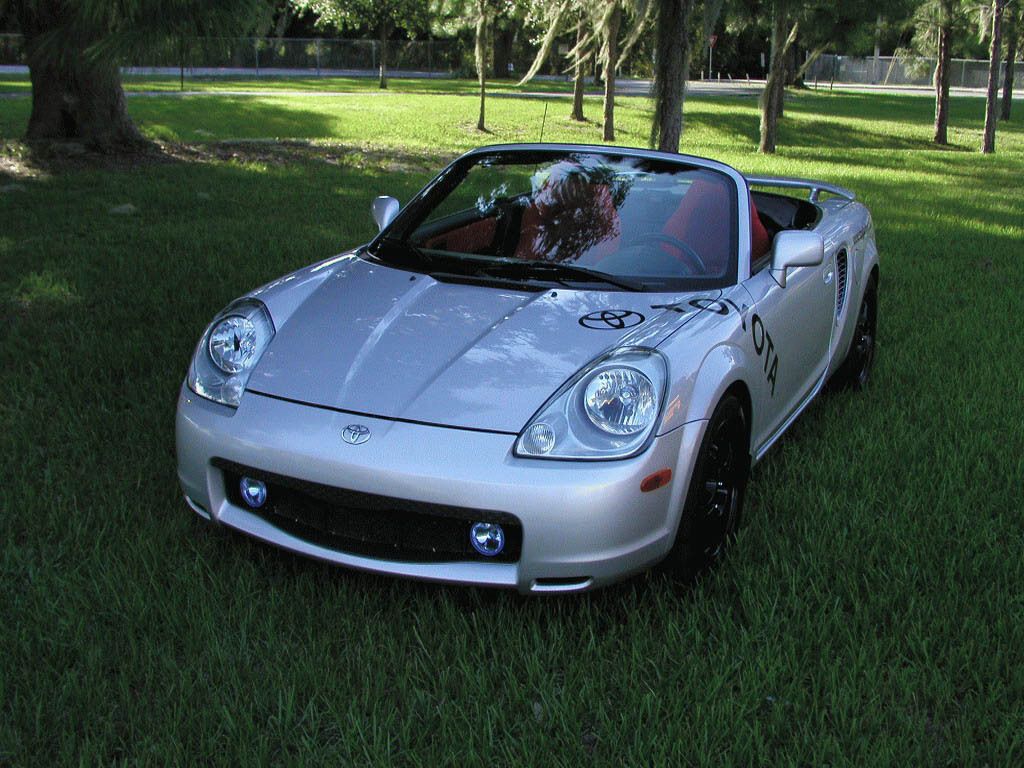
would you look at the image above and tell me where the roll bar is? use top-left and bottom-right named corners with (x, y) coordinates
top-left (745, 175), bottom-right (856, 203)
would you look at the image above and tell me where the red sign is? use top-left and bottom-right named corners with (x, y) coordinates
top-left (710, 34), bottom-right (718, 48)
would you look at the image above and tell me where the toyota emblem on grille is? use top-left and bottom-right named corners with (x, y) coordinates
top-left (341, 424), bottom-right (371, 445)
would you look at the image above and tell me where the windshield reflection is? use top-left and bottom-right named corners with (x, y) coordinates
top-left (374, 150), bottom-right (739, 292)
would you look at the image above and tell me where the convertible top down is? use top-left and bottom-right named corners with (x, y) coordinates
top-left (176, 144), bottom-right (879, 592)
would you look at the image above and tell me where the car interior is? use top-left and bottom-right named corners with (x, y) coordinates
top-left (412, 171), bottom-right (821, 280)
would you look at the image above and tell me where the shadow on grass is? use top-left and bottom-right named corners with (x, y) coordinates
top-left (136, 95), bottom-right (344, 143)
top-left (684, 90), bottom-right (1023, 152)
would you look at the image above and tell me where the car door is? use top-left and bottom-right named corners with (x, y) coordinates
top-left (740, 251), bottom-right (835, 448)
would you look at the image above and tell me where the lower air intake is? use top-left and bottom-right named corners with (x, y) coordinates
top-left (215, 459), bottom-right (522, 563)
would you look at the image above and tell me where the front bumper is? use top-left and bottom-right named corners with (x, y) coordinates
top-left (175, 385), bottom-right (706, 593)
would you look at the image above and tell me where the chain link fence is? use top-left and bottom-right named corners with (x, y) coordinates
top-left (806, 54), bottom-right (1014, 89)
top-left (3, 34), bottom-right (1016, 88)
top-left (0, 34), bottom-right (465, 76)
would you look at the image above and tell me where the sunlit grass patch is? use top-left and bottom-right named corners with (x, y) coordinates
top-left (9, 270), bottom-right (78, 309)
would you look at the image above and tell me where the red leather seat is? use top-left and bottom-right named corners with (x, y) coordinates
top-left (661, 177), bottom-right (732, 273)
top-left (749, 193), bottom-right (772, 262)
top-left (424, 217), bottom-right (497, 253)
top-left (662, 178), bottom-right (773, 269)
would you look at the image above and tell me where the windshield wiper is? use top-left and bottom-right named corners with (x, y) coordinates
top-left (485, 260), bottom-right (646, 291)
top-left (373, 237), bottom-right (436, 269)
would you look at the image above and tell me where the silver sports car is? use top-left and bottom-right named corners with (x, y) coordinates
top-left (176, 144), bottom-right (878, 593)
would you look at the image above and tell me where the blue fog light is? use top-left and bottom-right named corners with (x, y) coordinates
top-left (470, 522), bottom-right (505, 557)
top-left (239, 476), bottom-right (267, 508)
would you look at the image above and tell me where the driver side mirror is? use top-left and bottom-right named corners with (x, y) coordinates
top-left (371, 195), bottom-right (400, 232)
top-left (770, 231), bottom-right (825, 288)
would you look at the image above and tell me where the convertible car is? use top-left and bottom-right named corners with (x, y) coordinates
top-left (176, 144), bottom-right (879, 593)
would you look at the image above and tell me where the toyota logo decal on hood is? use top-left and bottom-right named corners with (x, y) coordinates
top-left (578, 310), bottom-right (646, 330)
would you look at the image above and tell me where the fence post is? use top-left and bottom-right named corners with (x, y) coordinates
top-left (315, 38), bottom-right (321, 76)
top-left (254, 38), bottom-right (259, 78)
top-left (961, 59), bottom-right (966, 88)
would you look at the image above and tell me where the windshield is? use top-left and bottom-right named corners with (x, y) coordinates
top-left (371, 150), bottom-right (738, 292)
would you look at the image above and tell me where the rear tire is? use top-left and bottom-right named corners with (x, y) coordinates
top-left (831, 276), bottom-right (878, 391)
top-left (662, 394), bottom-right (749, 584)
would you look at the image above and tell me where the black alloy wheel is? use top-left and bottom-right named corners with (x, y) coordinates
top-left (831, 276), bottom-right (878, 391)
top-left (851, 285), bottom-right (877, 388)
top-left (663, 394), bottom-right (749, 583)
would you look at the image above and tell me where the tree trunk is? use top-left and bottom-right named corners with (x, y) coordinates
top-left (650, 0), bottom-right (695, 153)
top-left (602, 4), bottom-right (622, 142)
top-left (872, 12), bottom-right (883, 84)
top-left (493, 26), bottom-right (513, 79)
top-left (760, 11), bottom-right (784, 153)
top-left (1001, 7), bottom-right (1018, 120)
top-left (14, 2), bottom-right (144, 150)
top-left (476, 1), bottom-right (487, 131)
top-left (775, 67), bottom-right (785, 119)
top-left (378, 22), bottom-right (389, 90)
top-left (982, 0), bottom-right (1006, 153)
top-left (760, 8), bottom-right (797, 154)
top-left (571, 19), bottom-right (586, 121)
top-left (934, 17), bottom-right (952, 144)
top-left (24, 51), bottom-right (143, 149)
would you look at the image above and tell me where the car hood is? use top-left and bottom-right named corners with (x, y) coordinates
top-left (248, 257), bottom-right (714, 433)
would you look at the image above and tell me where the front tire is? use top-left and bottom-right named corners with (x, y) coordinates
top-left (662, 394), bottom-right (749, 583)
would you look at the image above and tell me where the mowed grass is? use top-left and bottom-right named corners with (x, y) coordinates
top-left (1, 87), bottom-right (1023, 764)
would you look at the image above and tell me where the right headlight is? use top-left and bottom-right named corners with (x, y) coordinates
top-left (187, 298), bottom-right (275, 408)
top-left (515, 348), bottom-right (667, 460)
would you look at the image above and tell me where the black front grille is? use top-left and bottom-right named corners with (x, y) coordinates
top-left (835, 250), bottom-right (849, 318)
top-left (215, 459), bottom-right (522, 563)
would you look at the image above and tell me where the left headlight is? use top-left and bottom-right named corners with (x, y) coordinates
top-left (187, 298), bottom-right (275, 408)
top-left (515, 348), bottom-right (667, 461)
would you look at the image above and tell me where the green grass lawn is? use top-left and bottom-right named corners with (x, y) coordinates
top-left (2, 88), bottom-right (1023, 764)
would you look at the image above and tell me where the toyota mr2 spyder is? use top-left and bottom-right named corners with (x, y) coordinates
top-left (176, 144), bottom-right (879, 593)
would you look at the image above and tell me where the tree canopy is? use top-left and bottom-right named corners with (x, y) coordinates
top-left (290, 0), bottom-right (431, 87)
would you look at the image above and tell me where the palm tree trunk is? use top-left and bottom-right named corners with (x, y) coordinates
top-left (571, 19), bottom-right (586, 121)
top-left (982, 0), bottom-right (1006, 152)
top-left (378, 22), bottom-right (389, 90)
top-left (1001, 7), bottom-right (1018, 120)
top-left (934, 17), bottom-right (952, 144)
top-left (602, 4), bottom-right (622, 142)
top-left (650, 0), bottom-right (695, 152)
top-left (760, 8), bottom-right (796, 154)
top-left (476, 1), bottom-right (487, 131)
top-left (15, 1), bottom-right (143, 150)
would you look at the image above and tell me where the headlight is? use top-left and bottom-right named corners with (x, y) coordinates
top-left (187, 299), bottom-right (275, 408)
top-left (583, 367), bottom-right (657, 435)
top-left (515, 348), bottom-right (667, 460)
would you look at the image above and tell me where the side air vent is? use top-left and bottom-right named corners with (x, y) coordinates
top-left (835, 250), bottom-right (848, 318)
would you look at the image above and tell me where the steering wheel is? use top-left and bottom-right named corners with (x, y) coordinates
top-left (632, 233), bottom-right (707, 274)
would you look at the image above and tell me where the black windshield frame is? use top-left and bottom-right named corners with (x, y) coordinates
top-left (366, 148), bottom-right (740, 293)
